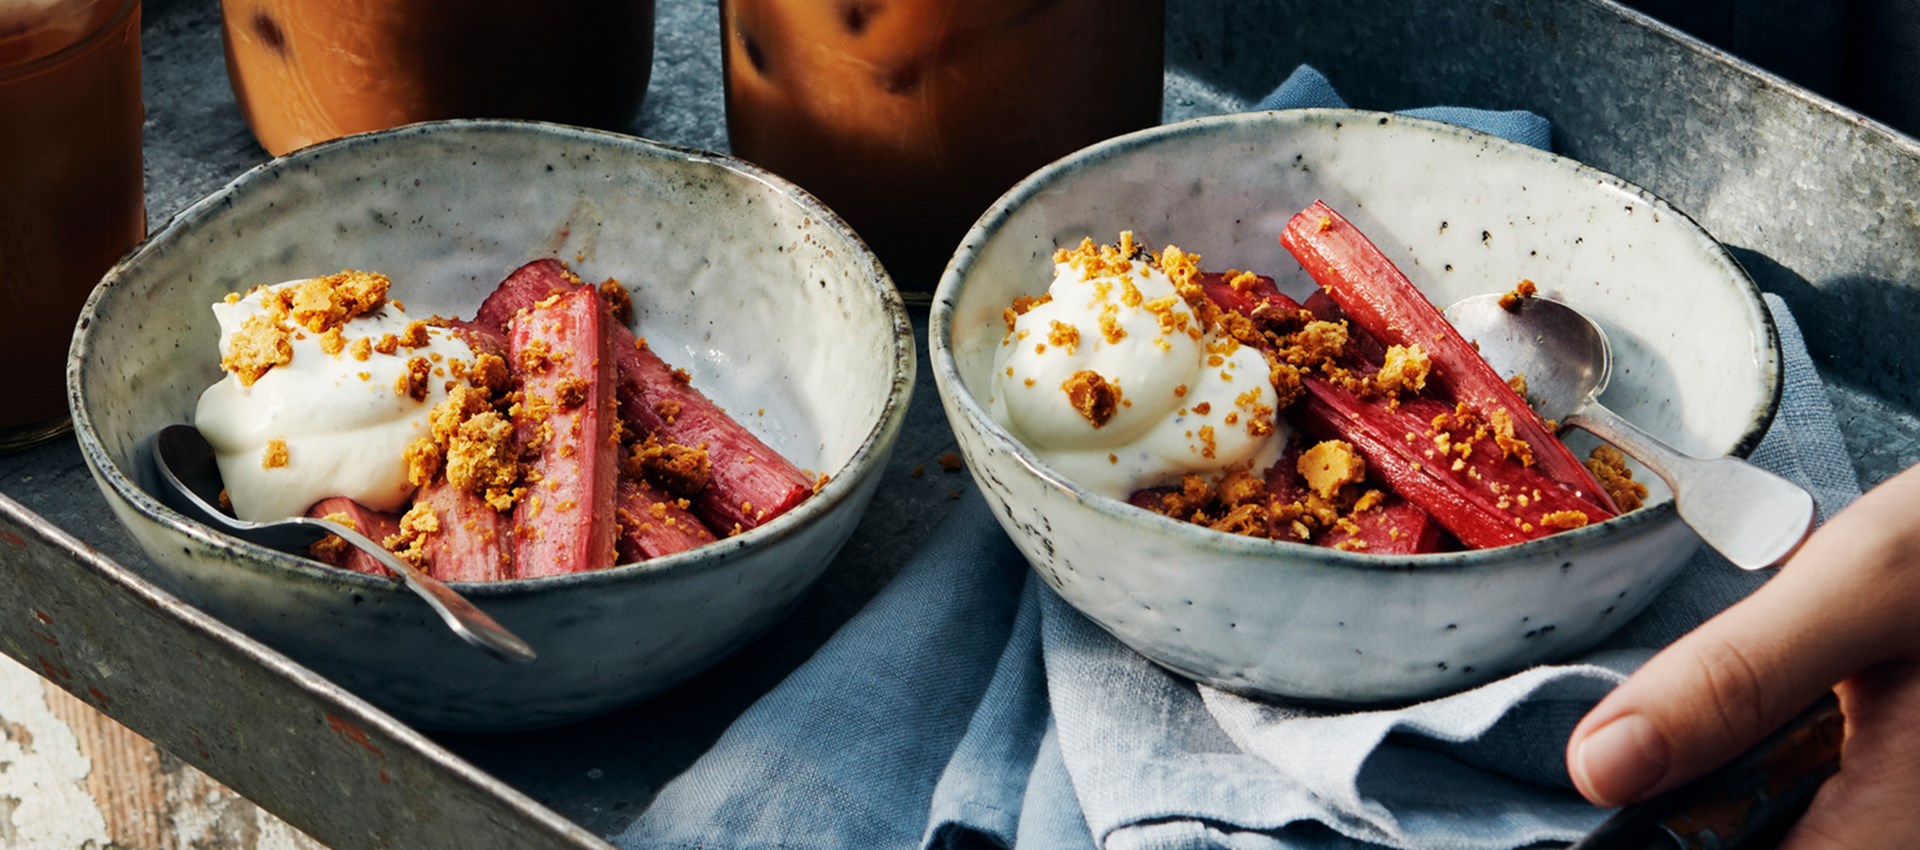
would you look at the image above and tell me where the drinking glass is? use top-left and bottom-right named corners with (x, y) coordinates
top-left (220, 0), bottom-right (657, 156)
top-left (0, 0), bottom-right (144, 450)
top-left (721, 0), bottom-right (1165, 295)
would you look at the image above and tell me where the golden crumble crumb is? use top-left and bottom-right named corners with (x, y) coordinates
top-left (349, 336), bottom-right (373, 361)
top-left (384, 501), bottom-right (440, 567)
top-left (287, 270), bottom-right (389, 333)
top-left (1099, 304), bottom-right (1127, 344)
top-left (394, 355), bottom-right (432, 401)
top-left (1192, 402), bottom-right (1212, 415)
top-left (938, 452), bottom-right (963, 472)
top-left (261, 437), bottom-right (289, 469)
top-left (311, 511), bottom-right (358, 561)
top-left (222, 314), bottom-right (294, 386)
top-left (1375, 344), bottom-right (1431, 397)
top-left (1539, 509), bottom-right (1590, 530)
top-left (1508, 372), bottom-right (1529, 399)
top-left (398, 320), bottom-right (431, 349)
top-left (518, 338), bottom-right (552, 374)
top-left (1488, 408), bottom-right (1535, 466)
top-left (554, 376), bottom-right (590, 409)
top-left (318, 326), bottom-right (347, 356)
top-left (626, 435), bottom-right (712, 496)
top-left (1298, 439), bottom-right (1365, 500)
top-left (1061, 370), bottom-right (1121, 428)
top-left (655, 398), bottom-right (682, 424)
top-left (1048, 320), bottom-right (1081, 354)
top-left (449, 412), bottom-right (520, 510)
top-left (404, 436), bottom-right (442, 487)
top-left (1584, 444), bottom-right (1647, 512)
top-left (1002, 294), bottom-right (1052, 332)
top-left (374, 333), bottom-right (400, 355)
top-left (1498, 279), bottom-right (1538, 312)
top-left (599, 278), bottom-right (634, 326)
top-left (467, 352), bottom-right (509, 393)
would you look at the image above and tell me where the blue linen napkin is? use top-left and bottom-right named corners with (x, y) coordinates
top-left (618, 68), bottom-right (1862, 850)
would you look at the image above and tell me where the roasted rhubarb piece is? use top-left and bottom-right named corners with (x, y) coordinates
top-left (613, 339), bottom-right (812, 534)
top-left (305, 497), bottom-right (402, 576)
top-left (509, 287), bottom-right (620, 577)
top-left (615, 478), bottom-right (717, 562)
top-left (412, 479), bottom-right (513, 582)
top-left (1292, 388), bottom-right (1610, 548)
top-left (1199, 273), bottom-right (1608, 548)
top-left (478, 258), bottom-right (814, 535)
top-left (1279, 201), bottom-right (1617, 513)
top-left (1264, 436), bottom-right (1446, 555)
top-left (476, 259), bottom-right (578, 331)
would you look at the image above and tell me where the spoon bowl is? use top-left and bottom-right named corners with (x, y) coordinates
top-left (1444, 293), bottom-right (1814, 569)
top-left (150, 424), bottom-right (537, 663)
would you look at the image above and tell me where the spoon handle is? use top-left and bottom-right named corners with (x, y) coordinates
top-left (1567, 404), bottom-right (1815, 570)
top-left (310, 520), bottom-right (538, 663)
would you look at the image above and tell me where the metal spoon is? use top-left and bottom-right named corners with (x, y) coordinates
top-left (1443, 294), bottom-right (1814, 569)
top-left (151, 424), bottom-right (536, 662)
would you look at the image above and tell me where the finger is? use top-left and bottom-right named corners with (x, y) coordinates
top-left (1567, 466), bottom-right (1920, 807)
top-left (1780, 660), bottom-right (1920, 850)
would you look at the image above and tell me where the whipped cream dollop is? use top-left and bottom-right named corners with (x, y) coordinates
top-left (987, 237), bottom-right (1287, 498)
top-left (195, 274), bottom-right (477, 522)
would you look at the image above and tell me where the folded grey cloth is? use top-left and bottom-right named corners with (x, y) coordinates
top-left (616, 68), bottom-right (1861, 850)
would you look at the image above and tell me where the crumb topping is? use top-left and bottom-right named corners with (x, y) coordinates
top-left (262, 437), bottom-right (289, 469)
top-left (625, 435), bottom-right (712, 495)
top-left (1062, 370), bottom-right (1121, 428)
top-left (1298, 439), bottom-right (1365, 500)
top-left (1584, 444), bottom-right (1647, 512)
top-left (286, 270), bottom-right (389, 333)
top-left (1374, 344), bottom-right (1431, 397)
top-left (394, 355), bottom-right (432, 401)
top-left (384, 502), bottom-right (440, 568)
top-left (1498, 279), bottom-right (1538, 312)
top-left (599, 278), bottom-right (633, 326)
top-left (223, 314), bottom-right (294, 387)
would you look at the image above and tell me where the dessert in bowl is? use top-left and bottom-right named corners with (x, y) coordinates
top-left (931, 109), bottom-right (1778, 703)
top-left (70, 120), bottom-right (914, 730)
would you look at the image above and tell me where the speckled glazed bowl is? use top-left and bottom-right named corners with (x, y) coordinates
top-left (71, 121), bottom-right (913, 730)
top-left (932, 109), bottom-right (1778, 703)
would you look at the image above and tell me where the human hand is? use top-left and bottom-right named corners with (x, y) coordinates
top-left (1566, 463), bottom-right (1920, 848)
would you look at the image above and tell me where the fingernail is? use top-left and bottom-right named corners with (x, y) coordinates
top-left (1572, 714), bottom-right (1670, 806)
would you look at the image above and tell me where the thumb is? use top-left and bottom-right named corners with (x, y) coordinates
top-left (1565, 505), bottom-right (1907, 807)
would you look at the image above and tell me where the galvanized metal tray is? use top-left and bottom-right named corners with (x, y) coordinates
top-left (5, 0), bottom-right (1916, 847)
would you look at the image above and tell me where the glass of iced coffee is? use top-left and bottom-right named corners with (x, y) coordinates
top-left (0, 0), bottom-right (144, 451)
top-left (722, 0), bottom-right (1165, 296)
top-left (219, 0), bottom-right (657, 156)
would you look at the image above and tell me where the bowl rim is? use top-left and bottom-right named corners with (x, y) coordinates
top-left (930, 107), bottom-right (1782, 573)
top-left (69, 118), bottom-right (917, 597)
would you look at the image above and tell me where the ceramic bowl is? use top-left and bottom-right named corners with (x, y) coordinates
top-left (71, 121), bottom-right (914, 731)
top-left (931, 109), bottom-right (1777, 703)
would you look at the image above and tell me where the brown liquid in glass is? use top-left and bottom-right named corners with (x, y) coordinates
top-left (221, 0), bottom-right (657, 156)
top-left (723, 0), bottom-right (1164, 294)
top-left (0, 0), bottom-right (144, 449)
